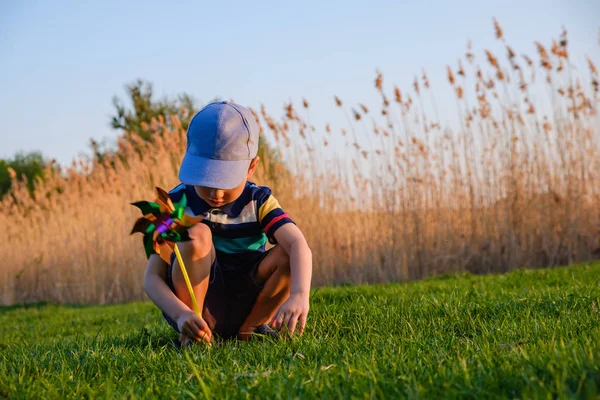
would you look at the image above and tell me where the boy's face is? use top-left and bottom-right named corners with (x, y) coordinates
top-left (194, 157), bottom-right (260, 208)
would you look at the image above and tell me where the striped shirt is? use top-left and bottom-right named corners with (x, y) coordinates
top-left (168, 181), bottom-right (295, 269)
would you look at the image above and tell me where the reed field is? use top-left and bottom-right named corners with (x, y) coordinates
top-left (1, 21), bottom-right (599, 305)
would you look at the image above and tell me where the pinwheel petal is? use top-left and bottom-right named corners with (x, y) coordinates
top-left (130, 217), bottom-right (153, 235)
top-left (143, 213), bottom-right (157, 222)
top-left (153, 240), bottom-right (175, 264)
top-left (173, 192), bottom-right (187, 211)
top-left (143, 235), bottom-right (155, 258)
top-left (174, 205), bottom-right (185, 220)
top-left (156, 187), bottom-right (175, 214)
top-left (131, 201), bottom-right (161, 216)
top-left (180, 214), bottom-right (204, 227)
top-left (145, 223), bottom-right (156, 234)
top-left (168, 221), bottom-right (179, 232)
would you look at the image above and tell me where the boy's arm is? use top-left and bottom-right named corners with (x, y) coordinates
top-left (143, 254), bottom-right (189, 320)
top-left (271, 223), bottom-right (312, 334)
top-left (143, 254), bottom-right (210, 343)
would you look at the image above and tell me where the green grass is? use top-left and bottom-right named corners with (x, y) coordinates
top-left (1, 264), bottom-right (600, 399)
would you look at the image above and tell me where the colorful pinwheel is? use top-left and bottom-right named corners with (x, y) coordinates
top-left (131, 187), bottom-right (203, 314)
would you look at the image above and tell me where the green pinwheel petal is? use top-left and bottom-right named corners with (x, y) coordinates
top-left (167, 232), bottom-right (181, 242)
top-left (145, 223), bottom-right (156, 234)
top-left (175, 206), bottom-right (185, 220)
top-left (172, 194), bottom-right (186, 220)
top-left (131, 201), bottom-right (161, 216)
top-left (142, 234), bottom-right (156, 259)
top-left (173, 193), bottom-right (187, 211)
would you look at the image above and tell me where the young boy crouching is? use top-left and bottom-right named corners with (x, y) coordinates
top-left (143, 101), bottom-right (312, 344)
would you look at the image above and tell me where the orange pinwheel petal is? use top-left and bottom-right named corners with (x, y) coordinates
top-left (156, 187), bottom-right (175, 214)
top-left (153, 240), bottom-right (175, 264)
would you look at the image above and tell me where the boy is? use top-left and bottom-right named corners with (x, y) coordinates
top-left (143, 101), bottom-right (312, 344)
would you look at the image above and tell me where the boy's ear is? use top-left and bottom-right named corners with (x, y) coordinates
top-left (247, 156), bottom-right (260, 177)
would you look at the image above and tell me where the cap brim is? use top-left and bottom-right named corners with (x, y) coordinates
top-left (178, 152), bottom-right (251, 189)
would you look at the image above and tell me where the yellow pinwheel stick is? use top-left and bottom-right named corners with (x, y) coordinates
top-left (173, 244), bottom-right (200, 315)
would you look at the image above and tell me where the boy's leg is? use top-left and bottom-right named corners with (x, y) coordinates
top-left (171, 223), bottom-right (217, 333)
top-left (238, 245), bottom-right (291, 340)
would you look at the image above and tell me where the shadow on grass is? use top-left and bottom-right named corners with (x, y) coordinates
top-left (0, 301), bottom-right (55, 313)
top-left (23, 326), bottom-right (180, 352)
top-left (0, 300), bottom-right (145, 314)
top-left (110, 327), bottom-right (179, 350)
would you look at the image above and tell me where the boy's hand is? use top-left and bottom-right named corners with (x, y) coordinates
top-left (271, 292), bottom-right (309, 335)
top-left (177, 310), bottom-right (212, 344)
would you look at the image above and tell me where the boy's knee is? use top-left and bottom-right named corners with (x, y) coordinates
top-left (253, 245), bottom-right (290, 286)
top-left (182, 223), bottom-right (213, 259)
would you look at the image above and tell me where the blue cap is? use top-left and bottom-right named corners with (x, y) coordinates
top-left (178, 101), bottom-right (259, 189)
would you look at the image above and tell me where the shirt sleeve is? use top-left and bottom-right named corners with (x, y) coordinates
top-left (255, 187), bottom-right (295, 243)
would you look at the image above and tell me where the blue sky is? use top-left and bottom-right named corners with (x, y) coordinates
top-left (1, 0), bottom-right (599, 165)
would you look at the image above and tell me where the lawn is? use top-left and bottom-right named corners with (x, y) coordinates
top-left (1, 264), bottom-right (599, 399)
